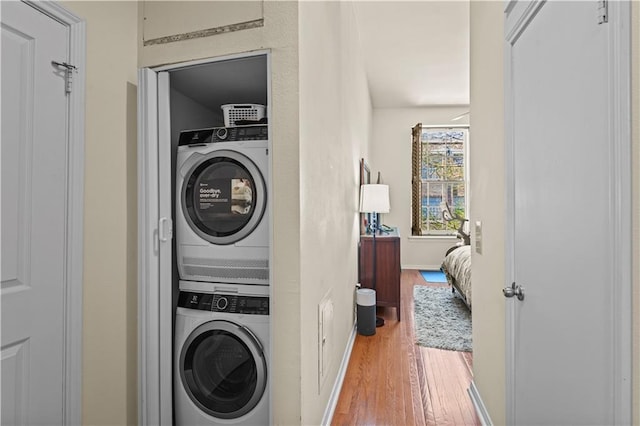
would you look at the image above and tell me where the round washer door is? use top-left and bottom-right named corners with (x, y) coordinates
top-left (181, 150), bottom-right (266, 245)
top-left (179, 320), bottom-right (267, 420)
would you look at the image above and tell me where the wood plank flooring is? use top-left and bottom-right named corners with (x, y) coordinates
top-left (331, 270), bottom-right (479, 426)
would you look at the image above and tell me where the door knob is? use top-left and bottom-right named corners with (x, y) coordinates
top-left (503, 282), bottom-right (525, 301)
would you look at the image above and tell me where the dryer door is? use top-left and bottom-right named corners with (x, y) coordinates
top-left (181, 150), bottom-right (266, 245)
top-left (179, 320), bottom-right (267, 420)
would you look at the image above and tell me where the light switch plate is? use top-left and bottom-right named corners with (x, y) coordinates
top-left (475, 221), bottom-right (483, 254)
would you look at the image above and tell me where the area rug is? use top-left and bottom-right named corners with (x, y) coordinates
top-left (420, 270), bottom-right (448, 283)
top-left (413, 285), bottom-right (472, 352)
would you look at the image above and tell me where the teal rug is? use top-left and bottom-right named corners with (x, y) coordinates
top-left (420, 270), bottom-right (447, 283)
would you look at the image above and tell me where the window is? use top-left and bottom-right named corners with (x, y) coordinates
top-left (411, 124), bottom-right (469, 235)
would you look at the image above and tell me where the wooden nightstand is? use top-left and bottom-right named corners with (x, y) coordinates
top-left (359, 228), bottom-right (401, 321)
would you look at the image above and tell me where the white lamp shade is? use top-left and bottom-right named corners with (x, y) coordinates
top-left (359, 184), bottom-right (390, 213)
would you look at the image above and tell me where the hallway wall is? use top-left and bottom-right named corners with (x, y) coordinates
top-left (60, 2), bottom-right (139, 424)
top-left (469, 2), bottom-right (506, 424)
top-left (298, 2), bottom-right (372, 423)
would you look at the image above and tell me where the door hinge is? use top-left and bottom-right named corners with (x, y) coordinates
top-left (52, 61), bottom-right (78, 94)
top-left (597, 0), bottom-right (608, 24)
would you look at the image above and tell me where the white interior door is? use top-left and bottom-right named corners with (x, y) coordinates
top-left (505, 1), bottom-right (631, 424)
top-left (1, 2), bottom-right (69, 424)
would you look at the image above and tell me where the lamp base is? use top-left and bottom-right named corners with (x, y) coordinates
top-left (376, 316), bottom-right (385, 327)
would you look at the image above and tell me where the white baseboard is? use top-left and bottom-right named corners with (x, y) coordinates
top-left (403, 264), bottom-right (443, 271)
top-left (468, 381), bottom-right (493, 426)
top-left (321, 324), bottom-right (357, 426)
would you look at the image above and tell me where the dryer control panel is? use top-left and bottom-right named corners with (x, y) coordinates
top-left (178, 291), bottom-right (269, 315)
top-left (179, 125), bottom-right (268, 146)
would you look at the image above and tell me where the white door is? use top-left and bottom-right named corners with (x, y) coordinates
top-left (505, 1), bottom-right (631, 424)
top-left (1, 2), bottom-right (70, 424)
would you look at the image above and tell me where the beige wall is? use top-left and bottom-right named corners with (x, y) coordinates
top-left (469, 2), bottom-right (505, 425)
top-left (60, 1), bottom-right (139, 425)
top-left (140, 1), bottom-right (262, 43)
top-left (370, 107), bottom-right (469, 269)
top-left (298, 2), bottom-right (372, 423)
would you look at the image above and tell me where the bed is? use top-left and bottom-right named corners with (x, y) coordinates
top-left (441, 245), bottom-right (472, 310)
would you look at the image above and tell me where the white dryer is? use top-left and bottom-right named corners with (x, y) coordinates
top-left (175, 280), bottom-right (270, 425)
top-left (176, 129), bottom-right (269, 285)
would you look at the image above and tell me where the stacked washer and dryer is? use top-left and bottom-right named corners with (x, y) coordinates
top-left (174, 119), bottom-right (271, 425)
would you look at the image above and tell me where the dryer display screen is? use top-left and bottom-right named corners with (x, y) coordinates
top-left (195, 178), bottom-right (253, 216)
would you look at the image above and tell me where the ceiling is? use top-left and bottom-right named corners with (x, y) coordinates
top-left (352, 1), bottom-right (470, 108)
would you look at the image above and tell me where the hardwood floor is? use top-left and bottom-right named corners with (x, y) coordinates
top-left (331, 270), bottom-right (479, 426)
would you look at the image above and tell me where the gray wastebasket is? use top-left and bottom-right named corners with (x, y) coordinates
top-left (356, 288), bottom-right (376, 336)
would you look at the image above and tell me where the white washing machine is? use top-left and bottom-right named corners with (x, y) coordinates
top-left (176, 128), bottom-right (269, 285)
top-left (175, 280), bottom-right (270, 425)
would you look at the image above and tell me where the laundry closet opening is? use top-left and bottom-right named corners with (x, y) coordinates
top-left (138, 50), bottom-right (272, 425)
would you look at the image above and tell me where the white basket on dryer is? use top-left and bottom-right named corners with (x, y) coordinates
top-left (221, 104), bottom-right (266, 127)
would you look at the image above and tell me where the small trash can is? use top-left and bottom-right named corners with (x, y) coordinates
top-left (356, 288), bottom-right (376, 336)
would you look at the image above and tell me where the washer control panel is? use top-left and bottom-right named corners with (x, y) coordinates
top-left (178, 291), bottom-right (269, 315)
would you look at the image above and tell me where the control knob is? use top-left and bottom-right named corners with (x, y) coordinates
top-left (215, 127), bottom-right (228, 140)
top-left (216, 297), bottom-right (229, 311)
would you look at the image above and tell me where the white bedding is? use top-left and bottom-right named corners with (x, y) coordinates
top-left (441, 245), bottom-right (472, 309)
